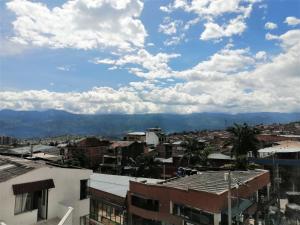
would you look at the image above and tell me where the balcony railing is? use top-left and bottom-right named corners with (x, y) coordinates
top-left (57, 206), bottom-right (73, 225)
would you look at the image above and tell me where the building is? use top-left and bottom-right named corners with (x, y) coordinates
top-left (252, 141), bottom-right (300, 196)
top-left (125, 132), bottom-right (146, 142)
top-left (127, 170), bottom-right (270, 225)
top-left (146, 128), bottom-right (166, 147)
top-left (68, 137), bottom-right (111, 169)
top-left (100, 141), bottom-right (145, 174)
top-left (89, 173), bottom-right (162, 225)
top-left (0, 155), bottom-right (92, 225)
top-left (0, 136), bottom-right (17, 146)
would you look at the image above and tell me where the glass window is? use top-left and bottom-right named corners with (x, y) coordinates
top-left (131, 195), bottom-right (159, 211)
top-left (14, 192), bottom-right (35, 215)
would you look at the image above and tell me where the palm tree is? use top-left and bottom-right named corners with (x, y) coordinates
top-left (179, 137), bottom-right (206, 167)
top-left (227, 123), bottom-right (260, 170)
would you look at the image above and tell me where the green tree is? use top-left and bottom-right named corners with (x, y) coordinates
top-left (180, 137), bottom-right (206, 167)
top-left (227, 123), bottom-right (260, 170)
top-left (135, 155), bottom-right (161, 178)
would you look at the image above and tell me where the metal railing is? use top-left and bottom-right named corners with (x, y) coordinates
top-left (57, 207), bottom-right (73, 225)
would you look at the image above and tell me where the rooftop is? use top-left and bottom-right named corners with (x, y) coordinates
top-left (158, 170), bottom-right (268, 195)
top-left (0, 155), bottom-right (42, 182)
top-left (90, 173), bottom-right (162, 198)
top-left (127, 132), bottom-right (146, 136)
top-left (258, 141), bottom-right (300, 154)
top-left (110, 141), bottom-right (135, 149)
top-left (0, 145), bottom-right (59, 156)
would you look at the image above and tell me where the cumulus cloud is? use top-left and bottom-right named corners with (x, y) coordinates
top-left (6, 0), bottom-right (147, 51)
top-left (92, 49), bottom-right (181, 79)
top-left (264, 22), bottom-right (277, 30)
top-left (284, 16), bottom-right (300, 26)
top-left (200, 16), bottom-right (246, 40)
top-left (158, 18), bottom-right (183, 35)
top-left (160, 0), bottom-right (258, 41)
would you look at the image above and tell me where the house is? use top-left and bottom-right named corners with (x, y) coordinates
top-left (68, 137), bottom-right (111, 169)
top-left (0, 155), bottom-right (92, 225)
top-left (100, 141), bottom-right (145, 174)
top-left (127, 170), bottom-right (270, 225)
top-left (89, 173), bottom-right (162, 225)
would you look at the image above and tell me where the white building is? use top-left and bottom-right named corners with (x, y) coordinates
top-left (0, 155), bottom-right (92, 225)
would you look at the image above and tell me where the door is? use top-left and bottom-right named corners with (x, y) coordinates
top-left (37, 189), bottom-right (48, 220)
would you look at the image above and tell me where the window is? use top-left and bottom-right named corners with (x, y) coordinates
top-left (80, 215), bottom-right (89, 225)
top-left (90, 198), bottom-right (125, 224)
top-left (15, 192), bottom-right (35, 214)
top-left (80, 180), bottom-right (88, 200)
top-left (131, 195), bottom-right (159, 211)
top-left (172, 203), bottom-right (213, 225)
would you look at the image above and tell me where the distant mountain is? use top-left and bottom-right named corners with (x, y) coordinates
top-left (0, 109), bottom-right (300, 138)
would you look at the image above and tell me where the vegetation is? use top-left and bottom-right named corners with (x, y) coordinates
top-left (227, 123), bottom-right (260, 170)
top-left (180, 138), bottom-right (213, 167)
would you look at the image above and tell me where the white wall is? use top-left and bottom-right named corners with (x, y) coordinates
top-left (0, 166), bottom-right (92, 225)
top-left (146, 132), bottom-right (159, 146)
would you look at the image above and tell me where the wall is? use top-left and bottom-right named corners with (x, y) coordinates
top-left (0, 166), bottom-right (92, 225)
top-left (128, 171), bottom-right (270, 225)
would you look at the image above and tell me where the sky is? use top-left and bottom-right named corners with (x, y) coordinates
top-left (0, 0), bottom-right (299, 114)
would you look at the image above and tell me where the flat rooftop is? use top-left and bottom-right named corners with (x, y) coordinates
top-left (259, 141), bottom-right (300, 154)
top-left (158, 170), bottom-right (268, 195)
top-left (90, 173), bottom-right (162, 198)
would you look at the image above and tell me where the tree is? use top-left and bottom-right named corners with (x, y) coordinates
top-left (135, 155), bottom-right (161, 178)
top-left (179, 137), bottom-right (206, 167)
top-left (227, 123), bottom-right (260, 170)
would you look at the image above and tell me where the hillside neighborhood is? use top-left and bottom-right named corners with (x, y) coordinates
top-left (0, 121), bottom-right (300, 225)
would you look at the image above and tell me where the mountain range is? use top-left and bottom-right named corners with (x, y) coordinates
top-left (0, 109), bottom-right (300, 138)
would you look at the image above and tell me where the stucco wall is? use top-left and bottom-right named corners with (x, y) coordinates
top-left (0, 166), bottom-right (92, 225)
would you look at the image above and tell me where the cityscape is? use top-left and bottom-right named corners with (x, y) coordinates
top-left (0, 0), bottom-right (300, 225)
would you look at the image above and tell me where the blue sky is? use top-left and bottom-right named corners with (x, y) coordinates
top-left (0, 0), bottom-right (300, 114)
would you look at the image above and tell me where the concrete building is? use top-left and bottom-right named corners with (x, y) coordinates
top-left (68, 137), bottom-right (111, 169)
top-left (125, 132), bottom-right (146, 142)
top-left (0, 155), bottom-right (92, 225)
top-left (127, 170), bottom-right (270, 225)
top-left (0, 136), bottom-right (17, 146)
top-left (89, 173), bottom-right (161, 225)
top-left (100, 141), bottom-right (145, 174)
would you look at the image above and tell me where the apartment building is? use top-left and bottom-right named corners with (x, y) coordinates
top-left (0, 155), bottom-right (92, 225)
top-left (127, 170), bottom-right (270, 225)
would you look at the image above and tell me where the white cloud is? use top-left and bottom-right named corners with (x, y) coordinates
top-left (264, 22), bottom-right (277, 30)
top-left (92, 49), bottom-right (181, 79)
top-left (0, 38), bottom-right (28, 56)
top-left (255, 51), bottom-right (267, 60)
top-left (6, 0), bottom-right (147, 51)
top-left (284, 16), bottom-right (300, 26)
top-left (160, 0), bottom-right (258, 41)
top-left (158, 18), bottom-right (183, 35)
top-left (200, 16), bottom-right (246, 40)
top-left (163, 34), bottom-right (185, 46)
top-left (56, 65), bottom-right (71, 71)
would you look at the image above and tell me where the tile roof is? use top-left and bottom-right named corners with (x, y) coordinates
top-left (159, 170), bottom-right (268, 194)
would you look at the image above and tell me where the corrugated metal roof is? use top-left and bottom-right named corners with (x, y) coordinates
top-left (258, 141), bottom-right (300, 154)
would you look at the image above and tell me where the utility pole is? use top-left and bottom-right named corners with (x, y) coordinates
top-left (228, 170), bottom-right (232, 225)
